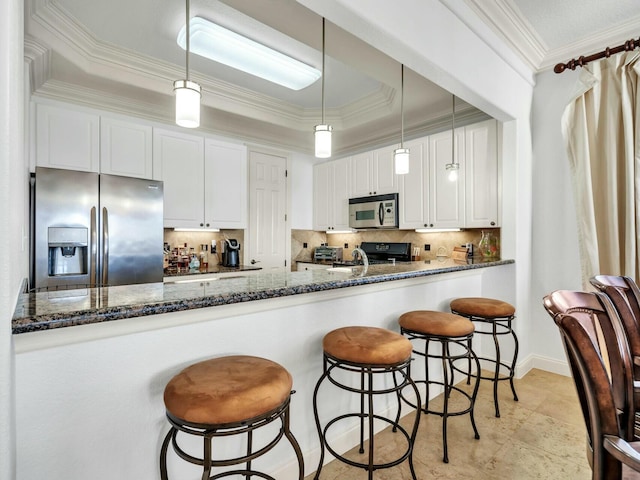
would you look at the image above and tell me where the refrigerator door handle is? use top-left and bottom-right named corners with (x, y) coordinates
top-left (90, 206), bottom-right (97, 287)
top-left (102, 207), bottom-right (109, 285)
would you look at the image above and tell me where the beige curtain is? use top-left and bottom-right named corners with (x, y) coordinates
top-left (562, 51), bottom-right (640, 288)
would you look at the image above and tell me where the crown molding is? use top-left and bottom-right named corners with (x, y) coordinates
top-left (24, 35), bottom-right (51, 92)
top-left (464, 0), bottom-right (546, 71)
top-left (26, 0), bottom-right (396, 133)
top-left (538, 13), bottom-right (640, 72)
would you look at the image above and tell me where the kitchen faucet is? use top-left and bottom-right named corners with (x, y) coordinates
top-left (352, 247), bottom-right (369, 268)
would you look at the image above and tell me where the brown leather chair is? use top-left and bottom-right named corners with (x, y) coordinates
top-left (591, 275), bottom-right (640, 379)
top-left (543, 290), bottom-right (640, 479)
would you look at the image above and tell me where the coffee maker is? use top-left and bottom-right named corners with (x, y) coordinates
top-left (222, 238), bottom-right (240, 267)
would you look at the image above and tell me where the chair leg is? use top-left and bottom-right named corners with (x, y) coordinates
top-left (283, 405), bottom-right (305, 480)
top-left (492, 321), bottom-right (501, 418)
top-left (367, 368), bottom-right (374, 480)
top-left (159, 427), bottom-right (174, 480)
top-left (359, 370), bottom-right (365, 454)
top-left (245, 430), bottom-right (253, 480)
top-left (312, 362), bottom-right (332, 480)
top-left (201, 433), bottom-right (212, 480)
top-left (509, 320), bottom-right (520, 402)
top-left (441, 340), bottom-right (450, 463)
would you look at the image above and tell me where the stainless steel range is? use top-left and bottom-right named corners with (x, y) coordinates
top-left (336, 242), bottom-right (412, 266)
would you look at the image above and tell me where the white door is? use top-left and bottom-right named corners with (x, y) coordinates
top-left (248, 151), bottom-right (287, 271)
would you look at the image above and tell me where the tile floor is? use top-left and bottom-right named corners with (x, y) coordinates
top-left (306, 368), bottom-right (590, 479)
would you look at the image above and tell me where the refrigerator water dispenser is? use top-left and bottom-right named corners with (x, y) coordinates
top-left (47, 227), bottom-right (88, 276)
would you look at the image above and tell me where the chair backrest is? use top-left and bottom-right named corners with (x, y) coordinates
top-left (591, 275), bottom-right (640, 362)
top-left (543, 290), bottom-right (635, 480)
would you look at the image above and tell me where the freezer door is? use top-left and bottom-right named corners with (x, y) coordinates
top-left (99, 174), bottom-right (164, 286)
top-left (33, 167), bottom-right (99, 290)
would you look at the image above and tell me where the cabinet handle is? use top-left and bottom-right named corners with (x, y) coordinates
top-left (490, 221), bottom-right (495, 226)
top-left (206, 223), bottom-right (210, 227)
top-left (200, 223), bottom-right (204, 227)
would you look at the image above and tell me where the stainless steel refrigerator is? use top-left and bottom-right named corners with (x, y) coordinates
top-left (31, 167), bottom-right (164, 290)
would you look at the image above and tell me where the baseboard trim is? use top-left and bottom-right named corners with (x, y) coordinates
top-left (516, 353), bottom-right (570, 377)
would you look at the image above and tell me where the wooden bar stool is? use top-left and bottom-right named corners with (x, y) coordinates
top-left (312, 326), bottom-right (421, 480)
top-left (399, 310), bottom-right (481, 463)
top-left (450, 297), bottom-right (519, 417)
top-left (160, 355), bottom-right (304, 480)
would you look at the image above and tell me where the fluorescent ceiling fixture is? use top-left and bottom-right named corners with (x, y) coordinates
top-left (177, 17), bottom-right (321, 90)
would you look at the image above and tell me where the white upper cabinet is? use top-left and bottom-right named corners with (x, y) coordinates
top-left (204, 139), bottom-right (248, 229)
top-left (100, 117), bottom-right (153, 179)
top-left (313, 159), bottom-right (351, 231)
top-left (398, 138), bottom-right (428, 229)
top-left (153, 128), bottom-right (205, 228)
top-left (428, 127), bottom-right (465, 228)
top-left (464, 119), bottom-right (499, 228)
top-left (36, 103), bottom-right (100, 172)
top-left (350, 147), bottom-right (398, 198)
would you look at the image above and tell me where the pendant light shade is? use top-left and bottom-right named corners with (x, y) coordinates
top-left (315, 124), bottom-right (332, 158)
top-left (314, 18), bottom-right (332, 158)
top-left (174, 80), bottom-right (201, 128)
top-left (394, 64), bottom-right (409, 175)
top-left (445, 94), bottom-right (459, 181)
top-left (175, 0), bottom-right (201, 129)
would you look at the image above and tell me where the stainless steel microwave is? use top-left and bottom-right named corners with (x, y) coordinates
top-left (349, 193), bottom-right (399, 229)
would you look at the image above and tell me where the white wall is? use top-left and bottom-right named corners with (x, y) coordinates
top-left (529, 68), bottom-right (583, 367)
top-left (290, 152), bottom-right (317, 230)
top-left (0, 0), bottom-right (26, 477)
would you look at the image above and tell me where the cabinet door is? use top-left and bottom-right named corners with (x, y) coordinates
top-left (398, 139), bottom-right (428, 229)
top-left (153, 128), bottom-right (204, 228)
top-left (331, 159), bottom-right (351, 230)
top-left (351, 152), bottom-right (375, 197)
top-left (100, 117), bottom-right (153, 179)
top-left (36, 103), bottom-right (100, 172)
top-left (313, 162), bottom-right (331, 230)
top-left (205, 139), bottom-right (248, 229)
top-left (465, 119), bottom-right (499, 228)
top-left (429, 128), bottom-right (464, 228)
top-left (373, 147), bottom-right (398, 194)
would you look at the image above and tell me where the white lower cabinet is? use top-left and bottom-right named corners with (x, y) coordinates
top-left (296, 262), bottom-right (330, 271)
top-left (313, 159), bottom-right (351, 231)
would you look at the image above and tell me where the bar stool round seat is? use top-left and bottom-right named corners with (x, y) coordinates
top-left (450, 297), bottom-right (519, 418)
top-left (399, 310), bottom-right (480, 463)
top-left (160, 355), bottom-right (304, 480)
top-left (313, 326), bottom-right (421, 480)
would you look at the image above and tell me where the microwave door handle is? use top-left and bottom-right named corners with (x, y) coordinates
top-left (378, 202), bottom-right (384, 225)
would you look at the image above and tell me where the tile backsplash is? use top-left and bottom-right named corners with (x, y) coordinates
top-left (164, 229), bottom-right (244, 264)
top-left (292, 228), bottom-right (500, 269)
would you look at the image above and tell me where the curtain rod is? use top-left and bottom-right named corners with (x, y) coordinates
top-left (554, 37), bottom-right (640, 74)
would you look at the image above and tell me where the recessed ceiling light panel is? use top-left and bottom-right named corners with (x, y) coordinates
top-left (177, 17), bottom-right (321, 91)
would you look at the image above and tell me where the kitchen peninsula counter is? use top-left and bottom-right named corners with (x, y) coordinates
top-left (12, 258), bottom-right (512, 335)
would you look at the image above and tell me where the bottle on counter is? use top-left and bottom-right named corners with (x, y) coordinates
top-left (200, 244), bottom-right (209, 268)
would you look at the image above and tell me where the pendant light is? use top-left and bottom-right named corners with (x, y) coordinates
top-left (314, 18), bottom-right (332, 158)
top-left (174, 0), bottom-right (201, 128)
top-left (445, 94), bottom-right (459, 181)
top-left (394, 64), bottom-right (409, 175)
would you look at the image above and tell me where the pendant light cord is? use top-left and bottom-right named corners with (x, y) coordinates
top-left (400, 64), bottom-right (404, 148)
top-left (321, 18), bottom-right (325, 124)
top-left (451, 94), bottom-right (455, 165)
top-left (185, 0), bottom-right (190, 81)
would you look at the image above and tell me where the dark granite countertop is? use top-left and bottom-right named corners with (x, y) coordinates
top-left (12, 257), bottom-right (513, 334)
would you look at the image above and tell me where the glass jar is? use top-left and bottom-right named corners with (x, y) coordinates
top-left (478, 231), bottom-right (498, 258)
